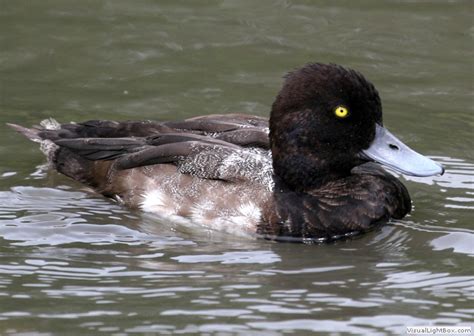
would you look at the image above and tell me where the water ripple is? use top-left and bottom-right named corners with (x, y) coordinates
top-left (381, 271), bottom-right (473, 294)
top-left (0, 186), bottom-right (193, 247)
top-left (405, 156), bottom-right (474, 192)
top-left (171, 251), bottom-right (280, 264)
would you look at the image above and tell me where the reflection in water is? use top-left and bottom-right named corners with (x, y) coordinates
top-left (172, 251), bottom-right (281, 264)
top-left (431, 233), bottom-right (474, 256)
top-left (0, 186), bottom-right (163, 247)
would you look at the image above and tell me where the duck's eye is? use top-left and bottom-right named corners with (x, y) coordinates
top-left (334, 106), bottom-right (350, 118)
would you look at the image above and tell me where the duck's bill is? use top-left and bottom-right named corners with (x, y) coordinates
top-left (361, 124), bottom-right (444, 177)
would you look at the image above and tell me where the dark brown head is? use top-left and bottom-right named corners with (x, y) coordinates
top-left (269, 63), bottom-right (383, 190)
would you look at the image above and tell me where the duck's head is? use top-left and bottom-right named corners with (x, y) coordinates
top-left (269, 63), bottom-right (443, 191)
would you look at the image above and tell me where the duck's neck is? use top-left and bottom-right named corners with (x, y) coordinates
top-left (271, 147), bottom-right (357, 191)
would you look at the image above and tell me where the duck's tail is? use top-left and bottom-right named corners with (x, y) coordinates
top-left (7, 118), bottom-right (62, 162)
top-left (7, 119), bottom-right (101, 187)
top-left (8, 123), bottom-right (41, 142)
top-left (8, 117), bottom-right (61, 139)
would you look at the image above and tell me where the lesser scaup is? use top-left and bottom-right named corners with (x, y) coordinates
top-left (9, 63), bottom-right (444, 242)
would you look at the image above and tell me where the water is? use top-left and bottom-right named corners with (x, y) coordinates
top-left (0, 1), bottom-right (473, 335)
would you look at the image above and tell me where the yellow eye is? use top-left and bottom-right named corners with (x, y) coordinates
top-left (334, 105), bottom-right (349, 118)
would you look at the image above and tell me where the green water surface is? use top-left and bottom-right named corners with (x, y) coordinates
top-left (0, 1), bottom-right (473, 335)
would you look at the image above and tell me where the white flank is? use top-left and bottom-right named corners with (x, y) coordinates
top-left (140, 189), bottom-right (260, 238)
top-left (189, 199), bottom-right (216, 223)
top-left (237, 201), bottom-right (262, 223)
top-left (140, 189), bottom-right (177, 216)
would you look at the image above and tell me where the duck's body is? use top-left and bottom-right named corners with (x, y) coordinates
top-left (9, 63), bottom-right (443, 242)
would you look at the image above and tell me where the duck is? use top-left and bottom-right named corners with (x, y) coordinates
top-left (8, 63), bottom-right (444, 243)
